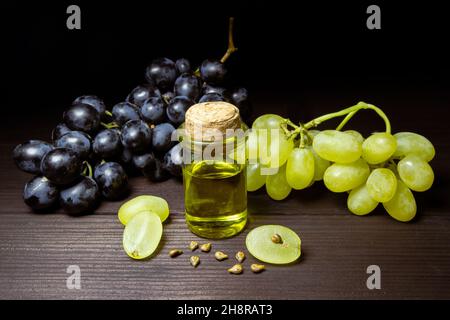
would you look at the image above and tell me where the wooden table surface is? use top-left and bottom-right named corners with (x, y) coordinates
top-left (1, 89), bottom-right (450, 300)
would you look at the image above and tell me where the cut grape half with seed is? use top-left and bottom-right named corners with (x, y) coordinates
top-left (245, 225), bottom-right (301, 264)
top-left (118, 195), bottom-right (169, 225)
top-left (123, 211), bottom-right (163, 260)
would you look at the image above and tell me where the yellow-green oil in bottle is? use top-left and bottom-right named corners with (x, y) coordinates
top-left (183, 160), bottom-right (247, 239)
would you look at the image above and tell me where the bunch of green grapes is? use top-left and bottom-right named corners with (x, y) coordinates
top-left (246, 103), bottom-right (436, 222)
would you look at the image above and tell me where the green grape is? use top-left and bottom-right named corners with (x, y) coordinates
top-left (268, 130), bottom-right (294, 168)
top-left (323, 158), bottom-right (370, 192)
top-left (245, 225), bottom-right (301, 264)
top-left (266, 165), bottom-right (291, 200)
top-left (251, 114), bottom-right (294, 168)
top-left (306, 129), bottom-right (320, 144)
top-left (393, 132), bottom-right (435, 162)
top-left (347, 184), bottom-right (378, 215)
top-left (118, 195), bottom-right (170, 225)
top-left (344, 130), bottom-right (364, 144)
top-left (387, 162), bottom-right (399, 177)
top-left (383, 180), bottom-right (416, 222)
top-left (309, 147), bottom-right (330, 181)
top-left (247, 162), bottom-right (266, 192)
top-left (246, 129), bottom-right (261, 162)
top-left (397, 154), bottom-right (434, 192)
top-left (123, 211), bottom-right (163, 259)
top-left (256, 128), bottom-right (293, 169)
top-left (252, 114), bottom-right (285, 130)
top-left (366, 168), bottom-right (397, 202)
top-left (312, 130), bottom-right (362, 163)
top-left (362, 132), bottom-right (397, 164)
top-left (308, 129), bottom-right (320, 139)
top-left (286, 148), bottom-right (315, 190)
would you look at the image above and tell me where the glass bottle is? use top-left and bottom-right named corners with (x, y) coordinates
top-left (182, 102), bottom-right (247, 239)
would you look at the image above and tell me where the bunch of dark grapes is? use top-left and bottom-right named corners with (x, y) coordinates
top-left (12, 55), bottom-right (251, 214)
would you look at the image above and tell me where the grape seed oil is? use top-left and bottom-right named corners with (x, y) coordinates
top-left (183, 161), bottom-right (247, 238)
top-left (182, 102), bottom-right (248, 239)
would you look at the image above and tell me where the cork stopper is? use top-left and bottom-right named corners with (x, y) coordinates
top-left (185, 101), bottom-right (241, 141)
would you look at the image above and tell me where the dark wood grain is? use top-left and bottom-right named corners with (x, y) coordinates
top-left (1, 213), bottom-right (450, 299)
top-left (1, 90), bottom-right (450, 299)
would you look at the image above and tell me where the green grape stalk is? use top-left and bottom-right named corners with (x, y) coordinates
top-left (246, 101), bottom-right (435, 222)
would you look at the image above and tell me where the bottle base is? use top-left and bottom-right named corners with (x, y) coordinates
top-left (185, 210), bottom-right (247, 239)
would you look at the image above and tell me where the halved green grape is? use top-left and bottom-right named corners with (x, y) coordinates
top-left (118, 195), bottom-right (169, 225)
top-left (246, 225), bottom-right (301, 264)
top-left (347, 184), bottom-right (378, 215)
top-left (123, 211), bottom-right (163, 259)
top-left (397, 154), bottom-right (434, 192)
top-left (247, 162), bottom-right (266, 192)
top-left (362, 132), bottom-right (397, 164)
top-left (323, 158), bottom-right (370, 192)
top-left (344, 130), bottom-right (364, 144)
top-left (286, 148), bottom-right (315, 190)
top-left (393, 132), bottom-right (435, 162)
top-left (366, 168), bottom-right (397, 202)
top-left (312, 130), bottom-right (362, 163)
top-left (252, 114), bottom-right (285, 130)
top-left (309, 147), bottom-right (330, 181)
top-left (266, 165), bottom-right (291, 200)
top-left (383, 180), bottom-right (416, 222)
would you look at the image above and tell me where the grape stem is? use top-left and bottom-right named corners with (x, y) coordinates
top-left (104, 110), bottom-right (113, 117)
top-left (82, 161), bottom-right (93, 178)
top-left (299, 129), bottom-right (306, 148)
top-left (101, 122), bottom-right (120, 129)
top-left (220, 17), bottom-right (238, 64)
top-left (335, 111), bottom-right (357, 131)
top-left (304, 102), bottom-right (392, 134)
top-left (194, 17), bottom-right (237, 76)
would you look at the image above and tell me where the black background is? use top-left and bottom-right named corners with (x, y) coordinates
top-left (3, 1), bottom-right (450, 118)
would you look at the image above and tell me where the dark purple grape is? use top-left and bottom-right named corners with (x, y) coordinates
top-left (119, 147), bottom-right (140, 176)
top-left (93, 129), bottom-right (122, 159)
top-left (120, 147), bottom-right (133, 165)
top-left (55, 131), bottom-right (91, 160)
top-left (126, 84), bottom-right (161, 107)
top-left (73, 95), bottom-right (107, 120)
top-left (120, 120), bottom-right (152, 153)
top-left (231, 87), bottom-right (252, 121)
top-left (163, 143), bottom-right (183, 177)
top-left (199, 92), bottom-right (226, 103)
top-left (13, 140), bottom-right (54, 174)
top-left (145, 58), bottom-right (177, 90)
top-left (132, 153), bottom-right (156, 177)
top-left (202, 83), bottom-right (228, 96)
top-left (140, 96), bottom-right (166, 124)
top-left (200, 59), bottom-right (227, 84)
top-left (40, 148), bottom-right (82, 186)
top-left (175, 58), bottom-right (191, 74)
top-left (51, 123), bottom-right (71, 142)
top-left (63, 103), bottom-right (101, 133)
top-left (162, 91), bottom-right (175, 104)
top-left (166, 96), bottom-right (194, 125)
top-left (148, 158), bottom-right (170, 182)
top-left (174, 73), bottom-right (201, 101)
top-left (112, 102), bottom-right (141, 126)
top-left (23, 176), bottom-right (59, 210)
top-left (60, 176), bottom-right (100, 214)
top-left (152, 123), bottom-right (176, 153)
top-left (94, 162), bottom-right (129, 200)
